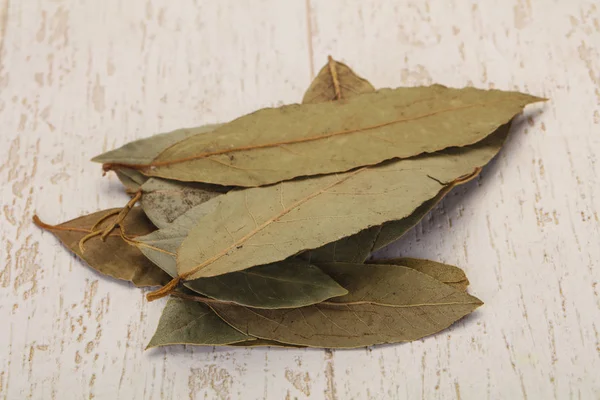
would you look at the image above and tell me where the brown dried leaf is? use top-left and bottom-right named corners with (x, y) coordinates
top-left (33, 208), bottom-right (169, 287)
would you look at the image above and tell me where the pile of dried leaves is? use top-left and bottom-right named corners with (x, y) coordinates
top-left (35, 57), bottom-right (544, 349)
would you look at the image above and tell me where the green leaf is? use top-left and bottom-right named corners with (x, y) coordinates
top-left (146, 297), bottom-right (253, 348)
top-left (140, 178), bottom-right (226, 229)
top-left (99, 87), bottom-right (542, 187)
top-left (33, 208), bottom-right (170, 287)
top-left (302, 57), bottom-right (375, 103)
top-left (174, 127), bottom-right (509, 281)
top-left (369, 258), bottom-right (469, 291)
top-left (210, 263), bottom-right (482, 348)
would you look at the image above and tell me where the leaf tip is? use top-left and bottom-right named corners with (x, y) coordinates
top-left (90, 153), bottom-right (107, 164)
top-left (524, 93), bottom-right (549, 105)
top-left (32, 214), bottom-right (60, 232)
top-left (472, 297), bottom-right (484, 307)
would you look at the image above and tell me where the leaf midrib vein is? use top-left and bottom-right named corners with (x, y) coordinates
top-left (180, 168), bottom-right (367, 280)
top-left (126, 100), bottom-right (506, 170)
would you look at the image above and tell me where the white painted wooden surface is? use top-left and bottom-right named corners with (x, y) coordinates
top-left (1, 0), bottom-right (598, 398)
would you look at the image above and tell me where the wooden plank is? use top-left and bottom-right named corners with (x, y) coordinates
top-left (0, 0), bottom-right (598, 399)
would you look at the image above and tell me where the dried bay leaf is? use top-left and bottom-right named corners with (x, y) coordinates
top-left (167, 128), bottom-right (510, 290)
top-left (302, 57), bottom-right (375, 103)
top-left (135, 205), bottom-right (348, 308)
top-left (33, 208), bottom-right (170, 287)
top-left (100, 87), bottom-right (542, 187)
top-left (142, 246), bottom-right (347, 309)
top-left (140, 178), bottom-right (226, 229)
top-left (369, 258), bottom-right (469, 291)
top-left (100, 57), bottom-right (369, 192)
top-left (181, 259), bottom-right (348, 309)
top-left (146, 297), bottom-right (253, 348)
top-left (210, 263), bottom-right (482, 348)
top-left (94, 57), bottom-right (368, 192)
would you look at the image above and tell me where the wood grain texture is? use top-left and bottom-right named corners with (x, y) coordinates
top-left (1, 0), bottom-right (598, 399)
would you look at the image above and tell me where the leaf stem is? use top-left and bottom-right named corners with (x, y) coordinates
top-left (75, 191), bottom-right (142, 253)
top-left (146, 277), bottom-right (181, 301)
top-left (91, 209), bottom-right (121, 231)
top-left (32, 214), bottom-right (122, 237)
top-left (99, 190), bottom-right (142, 241)
top-left (33, 215), bottom-right (92, 234)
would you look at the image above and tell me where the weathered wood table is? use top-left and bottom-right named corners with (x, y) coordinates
top-left (1, 1), bottom-right (598, 398)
